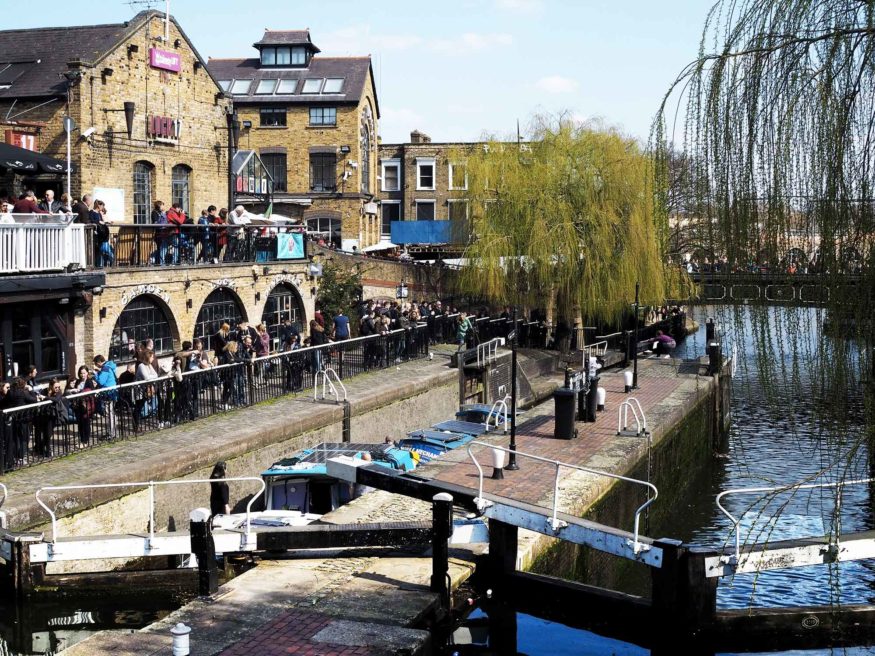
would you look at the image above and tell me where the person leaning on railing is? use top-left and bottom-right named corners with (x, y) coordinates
top-left (1, 377), bottom-right (39, 467)
top-left (90, 200), bottom-right (114, 267)
top-left (0, 200), bottom-right (14, 223)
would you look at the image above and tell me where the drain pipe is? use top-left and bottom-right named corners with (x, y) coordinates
top-left (342, 400), bottom-right (351, 442)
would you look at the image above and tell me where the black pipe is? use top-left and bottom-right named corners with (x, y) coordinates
top-left (430, 492), bottom-right (453, 612)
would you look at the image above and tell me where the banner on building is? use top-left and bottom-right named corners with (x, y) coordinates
top-left (277, 232), bottom-right (305, 260)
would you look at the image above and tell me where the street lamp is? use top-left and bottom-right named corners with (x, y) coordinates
top-left (63, 116), bottom-right (76, 202)
top-left (632, 281), bottom-right (640, 389)
top-left (505, 306), bottom-right (519, 470)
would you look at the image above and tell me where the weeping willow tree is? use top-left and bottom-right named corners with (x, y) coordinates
top-left (655, 0), bottom-right (875, 384)
top-left (455, 116), bottom-right (680, 327)
top-left (655, 0), bottom-right (875, 611)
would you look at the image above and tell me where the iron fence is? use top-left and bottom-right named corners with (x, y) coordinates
top-left (0, 326), bottom-right (429, 475)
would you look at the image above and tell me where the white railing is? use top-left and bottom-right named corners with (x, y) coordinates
top-left (582, 341), bottom-right (608, 364)
top-left (314, 366), bottom-right (347, 403)
top-left (0, 222), bottom-right (86, 274)
top-left (465, 441), bottom-right (658, 554)
top-left (36, 476), bottom-right (266, 550)
top-left (484, 395), bottom-right (510, 433)
top-left (476, 338), bottom-right (502, 368)
top-left (617, 398), bottom-right (648, 436)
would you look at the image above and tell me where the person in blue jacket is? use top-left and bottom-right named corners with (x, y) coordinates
top-left (93, 354), bottom-right (119, 439)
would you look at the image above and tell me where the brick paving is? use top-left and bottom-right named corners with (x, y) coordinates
top-left (431, 358), bottom-right (709, 511)
top-left (218, 610), bottom-right (383, 656)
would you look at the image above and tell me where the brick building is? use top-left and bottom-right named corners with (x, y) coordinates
top-left (0, 12), bottom-right (317, 381)
top-left (0, 10), bottom-right (231, 221)
top-left (377, 130), bottom-right (475, 251)
top-left (208, 30), bottom-right (381, 252)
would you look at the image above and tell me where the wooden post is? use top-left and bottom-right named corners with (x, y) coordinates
top-left (189, 519), bottom-right (218, 596)
top-left (488, 520), bottom-right (518, 595)
top-left (430, 492), bottom-right (453, 612)
top-left (651, 539), bottom-right (717, 653)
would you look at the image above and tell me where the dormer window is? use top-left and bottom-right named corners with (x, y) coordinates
top-left (260, 45), bottom-right (310, 68)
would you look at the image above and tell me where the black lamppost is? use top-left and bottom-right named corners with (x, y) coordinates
top-left (226, 112), bottom-right (240, 212)
top-left (632, 281), bottom-right (640, 389)
top-left (506, 306), bottom-right (519, 470)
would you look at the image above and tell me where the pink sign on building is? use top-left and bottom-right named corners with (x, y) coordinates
top-left (149, 48), bottom-right (181, 73)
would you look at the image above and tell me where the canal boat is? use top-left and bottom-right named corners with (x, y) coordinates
top-left (399, 420), bottom-right (490, 460)
top-left (212, 443), bottom-right (418, 530)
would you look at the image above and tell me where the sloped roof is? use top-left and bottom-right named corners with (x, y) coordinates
top-left (208, 56), bottom-right (378, 115)
top-left (254, 30), bottom-right (320, 52)
top-left (0, 10), bottom-right (222, 100)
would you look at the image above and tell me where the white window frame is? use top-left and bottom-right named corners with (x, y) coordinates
top-left (416, 157), bottom-right (436, 191)
top-left (381, 200), bottom-right (401, 235)
top-left (447, 199), bottom-right (469, 221)
top-left (414, 199), bottom-right (436, 221)
top-left (381, 159), bottom-right (400, 192)
top-left (448, 162), bottom-right (467, 190)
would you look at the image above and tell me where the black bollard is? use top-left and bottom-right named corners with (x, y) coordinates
top-left (431, 492), bottom-right (453, 613)
top-left (576, 381), bottom-right (587, 421)
top-left (707, 342), bottom-right (722, 376)
top-left (190, 518), bottom-right (218, 596)
top-left (705, 317), bottom-right (715, 341)
top-left (553, 387), bottom-right (577, 439)
top-left (586, 376), bottom-right (599, 422)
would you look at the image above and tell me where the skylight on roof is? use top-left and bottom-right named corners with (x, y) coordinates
top-left (218, 80), bottom-right (231, 92)
top-left (276, 79), bottom-right (297, 94)
top-left (230, 79), bottom-right (252, 95)
top-left (322, 78), bottom-right (343, 94)
top-left (256, 79), bottom-right (277, 94)
top-left (301, 79), bottom-right (322, 94)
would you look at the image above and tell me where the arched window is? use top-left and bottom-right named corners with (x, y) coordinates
top-left (360, 105), bottom-right (373, 194)
top-left (195, 288), bottom-right (245, 353)
top-left (133, 161), bottom-right (154, 225)
top-left (171, 164), bottom-right (192, 215)
top-left (109, 296), bottom-right (175, 362)
top-left (261, 284), bottom-right (306, 347)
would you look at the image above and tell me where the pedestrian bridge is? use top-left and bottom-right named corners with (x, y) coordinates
top-left (680, 272), bottom-right (863, 305)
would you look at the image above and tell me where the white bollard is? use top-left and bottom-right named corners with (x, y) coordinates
top-left (597, 387), bottom-right (606, 411)
top-left (491, 447), bottom-right (505, 479)
top-left (171, 622), bottom-right (191, 656)
top-left (624, 370), bottom-right (633, 393)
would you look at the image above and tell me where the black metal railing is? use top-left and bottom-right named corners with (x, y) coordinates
top-left (85, 223), bottom-right (307, 269)
top-left (0, 326), bottom-right (429, 474)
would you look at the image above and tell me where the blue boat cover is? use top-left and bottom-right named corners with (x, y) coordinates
top-left (432, 420), bottom-right (488, 436)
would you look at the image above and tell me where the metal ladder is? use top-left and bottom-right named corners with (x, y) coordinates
top-left (314, 367), bottom-right (347, 403)
top-left (484, 395), bottom-right (511, 433)
top-left (617, 398), bottom-right (648, 436)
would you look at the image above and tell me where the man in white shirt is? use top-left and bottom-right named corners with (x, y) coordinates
top-left (228, 205), bottom-right (252, 225)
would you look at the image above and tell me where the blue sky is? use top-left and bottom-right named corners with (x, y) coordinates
top-left (7, 0), bottom-right (714, 143)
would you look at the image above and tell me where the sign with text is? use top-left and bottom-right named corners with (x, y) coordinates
top-left (147, 115), bottom-right (180, 142)
top-left (5, 130), bottom-right (36, 151)
top-left (149, 48), bottom-right (181, 73)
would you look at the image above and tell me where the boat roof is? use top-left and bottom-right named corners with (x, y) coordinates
top-left (403, 430), bottom-right (475, 445)
top-left (262, 442), bottom-right (408, 476)
top-left (431, 420), bottom-right (489, 436)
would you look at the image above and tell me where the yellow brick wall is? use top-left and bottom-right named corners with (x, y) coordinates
top-left (232, 68), bottom-right (380, 248)
top-left (9, 16), bottom-right (231, 219)
top-left (84, 261), bottom-right (314, 365)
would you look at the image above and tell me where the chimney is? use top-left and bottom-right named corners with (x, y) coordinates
top-left (410, 129), bottom-right (431, 144)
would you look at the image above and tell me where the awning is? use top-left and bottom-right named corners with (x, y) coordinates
top-left (362, 241), bottom-right (400, 253)
top-left (0, 142), bottom-right (71, 174)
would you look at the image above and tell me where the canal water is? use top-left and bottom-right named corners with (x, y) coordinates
top-left (448, 304), bottom-right (874, 655)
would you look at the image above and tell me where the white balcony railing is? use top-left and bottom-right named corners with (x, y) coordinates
top-left (0, 219), bottom-right (86, 274)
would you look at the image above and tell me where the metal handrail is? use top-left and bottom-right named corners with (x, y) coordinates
top-left (465, 441), bottom-right (658, 553)
top-left (325, 367), bottom-right (347, 402)
top-left (484, 395), bottom-right (510, 434)
top-left (476, 338), bottom-right (502, 368)
top-left (35, 476), bottom-right (266, 549)
top-left (716, 476), bottom-right (875, 564)
top-left (582, 340), bottom-right (608, 362)
top-left (617, 398), bottom-right (647, 436)
top-left (314, 367), bottom-right (346, 403)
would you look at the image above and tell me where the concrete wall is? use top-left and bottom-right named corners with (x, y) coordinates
top-left (41, 379), bottom-right (457, 574)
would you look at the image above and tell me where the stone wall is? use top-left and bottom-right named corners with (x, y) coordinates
top-left (84, 260), bottom-right (313, 365)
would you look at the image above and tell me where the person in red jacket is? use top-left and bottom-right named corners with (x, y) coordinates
top-left (165, 202), bottom-right (186, 265)
top-left (12, 190), bottom-right (48, 215)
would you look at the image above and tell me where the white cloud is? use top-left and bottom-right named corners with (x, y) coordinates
top-left (494, 0), bottom-right (542, 13)
top-left (318, 24), bottom-right (512, 57)
top-left (535, 75), bottom-right (579, 94)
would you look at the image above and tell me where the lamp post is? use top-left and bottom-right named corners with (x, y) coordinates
top-left (226, 111), bottom-right (240, 213)
top-left (632, 281), bottom-right (640, 389)
top-left (63, 116), bottom-right (76, 202)
top-left (506, 306), bottom-right (519, 470)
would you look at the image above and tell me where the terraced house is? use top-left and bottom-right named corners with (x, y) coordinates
top-left (209, 30), bottom-right (382, 252)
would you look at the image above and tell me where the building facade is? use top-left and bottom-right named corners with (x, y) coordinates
top-left (377, 130), bottom-right (474, 249)
top-left (0, 10), bottom-right (231, 221)
top-left (209, 31), bottom-right (381, 252)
